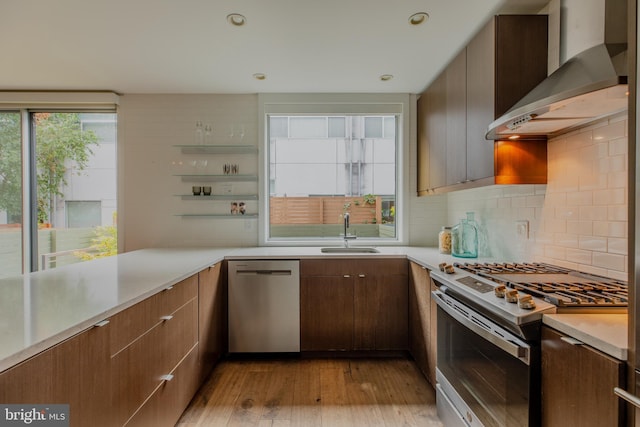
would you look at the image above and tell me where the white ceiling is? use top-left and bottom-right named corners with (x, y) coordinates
top-left (0, 0), bottom-right (549, 94)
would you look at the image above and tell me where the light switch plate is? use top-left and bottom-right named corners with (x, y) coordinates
top-left (516, 220), bottom-right (529, 240)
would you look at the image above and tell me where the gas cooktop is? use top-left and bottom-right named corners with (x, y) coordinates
top-left (429, 261), bottom-right (628, 337)
top-left (454, 262), bottom-right (628, 310)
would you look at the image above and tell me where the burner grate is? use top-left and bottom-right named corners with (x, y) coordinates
top-left (454, 262), bottom-right (628, 308)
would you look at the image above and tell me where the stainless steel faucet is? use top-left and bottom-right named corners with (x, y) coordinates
top-left (343, 212), bottom-right (356, 247)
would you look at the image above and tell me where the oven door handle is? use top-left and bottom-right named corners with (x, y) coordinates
top-left (614, 387), bottom-right (640, 409)
top-left (434, 290), bottom-right (531, 365)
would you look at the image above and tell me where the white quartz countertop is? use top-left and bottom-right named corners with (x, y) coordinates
top-left (542, 313), bottom-right (628, 360)
top-left (0, 245), bottom-right (628, 372)
top-left (0, 246), bottom-right (448, 372)
top-left (0, 248), bottom-right (227, 372)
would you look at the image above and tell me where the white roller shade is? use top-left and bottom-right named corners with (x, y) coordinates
top-left (0, 91), bottom-right (119, 110)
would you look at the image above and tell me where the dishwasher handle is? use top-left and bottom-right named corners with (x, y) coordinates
top-left (236, 269), bottom-right (292, 276)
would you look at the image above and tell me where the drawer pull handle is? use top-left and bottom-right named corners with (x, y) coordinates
top-left (358, 274), bottom-right (366, 278)
top-left (160, 315), bottom-right (174, 321)
top-left (560, 336), bottom-right (584, 346)
top-left (160, 374), bottom-right (174, 382)
top-left (165, 286), bottom-right (174, 291)
top-left (343, 274), bottom-right (351, 278)
top-left (94, 320), bottom-right (110, 328)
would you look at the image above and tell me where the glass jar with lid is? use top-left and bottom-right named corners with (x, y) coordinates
top-left (438, 226), bottom-right (452, 254)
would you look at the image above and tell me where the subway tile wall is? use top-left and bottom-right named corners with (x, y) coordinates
top-left (446, 115), bottom-right (628, 281)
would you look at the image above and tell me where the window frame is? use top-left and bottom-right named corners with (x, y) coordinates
top-left (258, 93), bottom-right (410, 246)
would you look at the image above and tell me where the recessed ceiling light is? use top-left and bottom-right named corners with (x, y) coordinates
top-left (508, 135), bottom-right (520, 140)
top-left (253, 73), bottom-right (266, 80)
top-left (408, 12), bottom-right (429, 26)
top-left (380, 74), bottom-right (394, 81)
top-left (227, 13), bottom-right (246, 26)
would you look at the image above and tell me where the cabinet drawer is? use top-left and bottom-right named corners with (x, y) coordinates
top-left (301, 259), bottom-right (354, 276)
top-left (354, 258), bottom-right (407, 276)
top-left (110, 274), bottom-right (198, 356)
top-left (159, 274), bottom-right (198, 319)
top-left (301, 258), bottom-right (407, 276)
top-left (124, 344), bottom-right (200, 427)
top-left (111, 297), bottom-right (198, 426)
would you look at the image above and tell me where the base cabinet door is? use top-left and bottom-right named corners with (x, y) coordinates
top-left (354, 259), bottom-right (408, 351)
top-left (541, 326), bottom-right (626, 426)
top-left (409, 262), bottom-right (436, 385)
top-left (0, 322), bottom-right (112, 427)
top-left (300, 258), bottom-right (408, 352)
top-left (198, 262), bottom-right (225, 379)
top-left (301, 274), bottom-right (354, 351)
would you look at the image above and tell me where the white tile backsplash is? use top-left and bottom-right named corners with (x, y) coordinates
top-left (445, 115), bottom-right (628, 280)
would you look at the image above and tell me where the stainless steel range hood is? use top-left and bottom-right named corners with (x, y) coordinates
top-left (486, 0), bottom-right (628, 140)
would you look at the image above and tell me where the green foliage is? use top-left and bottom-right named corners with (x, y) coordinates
top-left (74, 224), bottom-right (117, 261)
top-left (0, 112), bottom-right (99, 224)
top-left (35, 113), bottom-right (99, 224)
top-left (0, 113), bottom-right (22, 219)
top-left (363, 194), bottom-right (376, 205)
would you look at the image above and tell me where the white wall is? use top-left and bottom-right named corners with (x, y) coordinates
top-left (119, 94), bottom-right (259, 251)
top-left (118, 93), bottom-right (446, 250)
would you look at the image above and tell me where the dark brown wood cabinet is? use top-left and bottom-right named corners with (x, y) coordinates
top-left (300, 258), bottom-right (408, 352)
top-left (0, 266), bottom-right (227, 427)
top-left (0, 321), bottom-right (112, 427)
top-left (111, 275), bottom-right (199, 426)
top-left (417, 14), bottom-right (548, 195)
top-left (198, 262), bottom-right (225, 379)
top-left (301, 273), bottom-right (355, 351)
top-left (408, 261), bottom-right (437, 387)
top-left (541, 326), bottom-right (626, 427)
top-left (353, 258), bottom-right (408, 350)
top-left (417, 72), bottom-right (446, 192)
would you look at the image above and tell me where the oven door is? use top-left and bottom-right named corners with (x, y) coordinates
top-left (434, 290), bottom-right (539, 427)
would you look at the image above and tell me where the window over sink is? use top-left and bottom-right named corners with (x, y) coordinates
top-left (259, 94), bottom-right (408, 245)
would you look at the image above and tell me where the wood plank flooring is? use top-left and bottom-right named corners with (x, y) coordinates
top-left (176, 357), bottom-right (442, 427)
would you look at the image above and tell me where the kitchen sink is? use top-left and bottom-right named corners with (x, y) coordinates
top-left (320, 247), bottom-right (380, 253)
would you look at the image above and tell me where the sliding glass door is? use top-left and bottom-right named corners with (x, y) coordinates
top-left (0, 111), bottom-right (117, 278)
top-left (0, 112), bottom-right (23, 278)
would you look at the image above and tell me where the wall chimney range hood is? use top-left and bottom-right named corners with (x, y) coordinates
top-left (486, 0), bottom-right (628, 140)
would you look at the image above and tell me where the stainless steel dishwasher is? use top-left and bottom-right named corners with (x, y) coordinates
top-left (228, 260), bottom-right (300, 353)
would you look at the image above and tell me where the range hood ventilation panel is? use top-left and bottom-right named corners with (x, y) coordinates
top-left (486, 0), bottom-right (628, 140)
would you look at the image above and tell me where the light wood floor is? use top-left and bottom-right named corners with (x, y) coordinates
top-left (176, 357), bottom-right (443, 427)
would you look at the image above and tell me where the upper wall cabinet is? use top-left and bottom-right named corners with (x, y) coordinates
top-left (418, 15), bottom-right (548, 196)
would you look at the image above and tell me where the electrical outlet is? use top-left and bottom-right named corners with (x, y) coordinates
top-left (516, 220), bottom-right (529, 240)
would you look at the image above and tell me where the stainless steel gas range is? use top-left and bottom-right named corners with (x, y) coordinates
top-left (430, 262), bottom-right (629, 427)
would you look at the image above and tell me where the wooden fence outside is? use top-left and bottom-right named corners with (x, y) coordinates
top-left (270, 196), bottom-right (382, 225)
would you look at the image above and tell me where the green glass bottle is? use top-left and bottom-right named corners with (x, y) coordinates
top-left (452, 212), bottom-right (478, 258)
